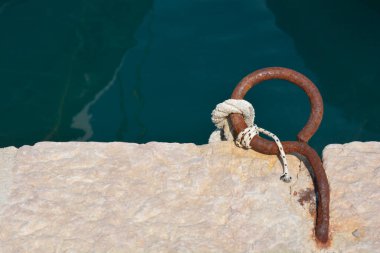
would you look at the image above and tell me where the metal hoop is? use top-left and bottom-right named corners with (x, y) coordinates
top-left (231, 67), bottom-right (323, 143)
top-left (229, 67), bottom-right (330, 244)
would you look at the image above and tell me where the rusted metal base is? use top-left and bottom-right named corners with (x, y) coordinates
top-left (229, 67), bottom-right (330, 244)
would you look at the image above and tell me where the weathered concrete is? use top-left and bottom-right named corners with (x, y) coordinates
top-left (0, 141), bottom-right (378, 252)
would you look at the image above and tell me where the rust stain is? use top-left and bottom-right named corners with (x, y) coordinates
top-left (297, 188), bottom-right (315, 206)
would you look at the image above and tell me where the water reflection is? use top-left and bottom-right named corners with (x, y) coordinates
top-left (1, 0), bottom-right (379, 152)
top-left (0, 0), bottom-right (153, 147)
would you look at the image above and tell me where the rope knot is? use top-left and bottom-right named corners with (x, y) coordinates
top-left (209, 99), bottom-right (292, 183)
top-left (235, 125), bottom-right (259, 149)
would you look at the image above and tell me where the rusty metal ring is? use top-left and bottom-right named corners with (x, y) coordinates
top-left (231, 67), bottom-right (323, 143)
top-left (228, 67), bottom-right (330, 244)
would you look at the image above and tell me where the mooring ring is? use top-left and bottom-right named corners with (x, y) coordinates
top-left (228, 67), bottom-right (330, 244)
top-left (230, 67), bottom-right (323, 143)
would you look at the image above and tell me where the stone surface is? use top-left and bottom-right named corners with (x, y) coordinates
top-left (0, 147), bottom-right (17, 207)
top-left (0, 141), bottom-right (378, 252)
top-left (322, 141), bottom-right (380, 252)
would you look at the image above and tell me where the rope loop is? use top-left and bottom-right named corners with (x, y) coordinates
top-left (209, 99), bottom-right (292, 183)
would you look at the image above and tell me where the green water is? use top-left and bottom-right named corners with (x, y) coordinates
top-left (1, 0), bottom-right (380, 153)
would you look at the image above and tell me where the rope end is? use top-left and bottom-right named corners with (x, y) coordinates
top-left (280, 173), bottom-right (292, 183)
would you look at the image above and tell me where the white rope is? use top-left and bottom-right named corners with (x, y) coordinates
top-left (209, 99), bottom-right (292, 183)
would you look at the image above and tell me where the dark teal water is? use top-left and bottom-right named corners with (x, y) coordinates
top-left (1, 0), bottom-right (380, 153)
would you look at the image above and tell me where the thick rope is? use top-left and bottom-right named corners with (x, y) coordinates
top-left (209, 99), bottom-right (292, 183)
